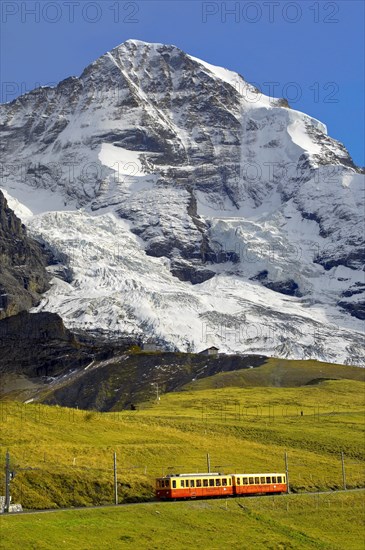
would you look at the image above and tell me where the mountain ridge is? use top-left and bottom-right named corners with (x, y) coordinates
top-left (1, 40), bottom-right (364, 365)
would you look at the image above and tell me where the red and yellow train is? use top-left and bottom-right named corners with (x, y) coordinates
top-left (156, 472), bottom-right (287, 500)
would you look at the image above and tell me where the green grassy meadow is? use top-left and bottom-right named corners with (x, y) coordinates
top-left (1, 492), bottom-right (364, 549)
top-left (0, 358), bottom-right (364, 547)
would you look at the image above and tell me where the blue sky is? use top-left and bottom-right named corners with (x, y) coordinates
top-left (1, 0), bottom-right (364, 165)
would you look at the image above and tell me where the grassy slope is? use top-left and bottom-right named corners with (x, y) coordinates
top-left (180, 357), bottom-right (365, 390)
top-left (0, 361), bottom-right (364, 509)
top-left (3, 355), bottom-right (363, 413)
top-left (1, 360), bottom-right (364, 548)
top-left (1, 492), bottom-right (364, 550)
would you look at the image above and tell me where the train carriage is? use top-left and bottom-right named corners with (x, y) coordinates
top-left (156, 472), bottom-right (287, 500)
top-left (156, 473), bottom-right (234, 500)
top-left (233, 473), bottom-right (287, 496)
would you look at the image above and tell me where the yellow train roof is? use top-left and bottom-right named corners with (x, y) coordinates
top-left (159, 472), bottom-right (285, 479)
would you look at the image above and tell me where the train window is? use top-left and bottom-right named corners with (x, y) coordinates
top-left (266, 477), bottom-right (271, 484)
top-left (190, 480), bottom-right (195, 488)
top-left (272, 476), bottom-right (277, 483)
top-left (216, 479), bottom-right (221, 486)
top-left (209, 479), bottom-right (214, 487)
top-left (277, 476), bottom-right (282, 483)
top-left (222, 478), bottom-right (227, 486)
top-left (172, 480), bottom-right (176, 488)
top-left (249, 477), bottom-right (254, 484)
top-left (196, 479), bottom-right (202, 487)
top-left (242, 477), bottom-right (248, 485)
top-left (165, 480), bottom-right (170, 488)
top-left (255, 477), bottom-right (260, 484)
top-left (236, 478), bottom-right (240, 485)
top-left (260, 477), bottom-right (265, 484)
top-left (203, 479), bottom-right (208, 487)
top-left (181, 480), bottom-right (184, 488)
top-left (229, 478), bottom-right (232, 485)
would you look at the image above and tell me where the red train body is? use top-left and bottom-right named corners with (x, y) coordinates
top-left (156, 472), bottom-right (287, 500)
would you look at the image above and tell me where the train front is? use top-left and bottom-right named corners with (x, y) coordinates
top-left (156, 477), bottom-right (172, 500)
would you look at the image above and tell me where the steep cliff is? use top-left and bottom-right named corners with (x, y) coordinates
top-left (0, 190), bottom-right (50, 319)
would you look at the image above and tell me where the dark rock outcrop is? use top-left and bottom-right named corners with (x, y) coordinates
top-left (250, 270), bottom-right (302, 297)
top-left (0, 311), bottom-right (133, 378)
top-left (170, 258), bottom-right (215, 284)
top-left (0, 191), bottom-right (50, 319)
top-left (264, 279), bottom-right (302, 297)
top-left (338, 300), bottom-right (365, 321)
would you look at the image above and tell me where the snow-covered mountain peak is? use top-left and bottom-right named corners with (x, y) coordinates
top-left (1, 41), bottom-right (364, 365)
top-left (121, 38), bottom-right (164, 47)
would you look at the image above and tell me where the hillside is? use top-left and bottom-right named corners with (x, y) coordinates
top-left (0, 330), bottom-right (267, 408)
top-left (1, 362), bottom-right (364, 511)
top-left (180, 357), bottom-right (365, 390)
top-left (1, 345), bottom-right (364, 411)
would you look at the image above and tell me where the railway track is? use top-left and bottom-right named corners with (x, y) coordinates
top-left (3, 487), bottom-right (364, 517)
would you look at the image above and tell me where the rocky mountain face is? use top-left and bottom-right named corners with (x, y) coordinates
top-left (0, 190), bottom-right (50, 319)
top-left (0, 311), bottom-right (77, 375)
top-left (0, 310), bottom-right (133, 378)
top-left (0, 40), bottom-right (364, 365)
top-left (39, 352), bottom-right (267, 411)
top-left (0, 311), bottom-right (267, 410)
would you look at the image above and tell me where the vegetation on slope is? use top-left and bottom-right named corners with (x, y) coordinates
top-left (0, 361), bottom-right (364, 510)
top-left (1, 492), bottom-right (364, 550)
top-left (180, 357), bottom-right (365, 390)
